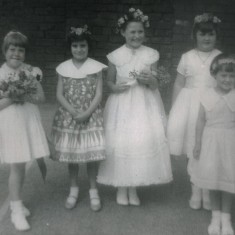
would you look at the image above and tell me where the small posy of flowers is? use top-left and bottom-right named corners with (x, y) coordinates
top-left (155, 66), bottom-right (172, 89)
top-left (0, 70), bottom-right (39, 104)
top-left (129, 66), bottom-right (171, 89)
top-left (70, 25), bottom-right (91, 36)
top-left (116, 8), bottom-right (150, 33)
top-left (129, 69), bottom-right (139, 79)
top-left (194, 13), bottom-right (221, 24)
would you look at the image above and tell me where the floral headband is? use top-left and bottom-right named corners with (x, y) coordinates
top-left (194, 13), bottom-right (221, 24)
top-left (70, 25), bottom-right (91, 36)
top-left (116, 8), bottom-right (150, 33)
top-left (211, 57), bottom-right (235, 73)
top-left (218, 58), bottom-right (235, 65)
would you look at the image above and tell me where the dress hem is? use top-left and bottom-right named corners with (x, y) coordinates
top-left (97, 177), bottom-right (173, 187)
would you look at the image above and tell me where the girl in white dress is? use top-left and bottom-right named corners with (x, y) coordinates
top-left (51, 26), bottom-right (107, 211)
top-left (97, 8), bottom-right (172, 206)
top-left (167, 13), bottom-right (222, 210)
top-left (192, 54), bottom-right (235, 235)
top-left (0, 31), bottom-right (49, 231)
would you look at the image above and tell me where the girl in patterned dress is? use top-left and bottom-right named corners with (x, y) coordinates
top-left (51, 25), bottom-right (107, 211)
top-left (192, 54), bottom-right (235, 235)
top-left (167, 13), bottom-right (222, 210)
top-left (97, 8), bottom-right (172, 206)
top-left (0, 31), bottom-right (49, 231)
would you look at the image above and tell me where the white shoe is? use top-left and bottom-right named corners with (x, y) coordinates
top-left (89, 189), bottom-right (101, 212)
top-left (128, 187), bottom-right (140, 206)
top-left (22, 204), bottom-right (30, 217)
top-left (11, 212), bottom-right (30, 231)
top-left (116, 187), bottom-right (128, 206)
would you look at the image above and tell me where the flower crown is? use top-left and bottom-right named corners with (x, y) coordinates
top-left (218, 58), bottom-right (235, 65)
top-left (194, 13), bottom-right (221, 24)
top-left (116, 8), bottom-right (150, 33)
top-left (70, 25), bottom-right (91, 36)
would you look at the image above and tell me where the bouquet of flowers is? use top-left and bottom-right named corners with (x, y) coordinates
top-left (129, 66), bottom-right (171, 89)
top-left (0, 70), bottom-right (39, 103)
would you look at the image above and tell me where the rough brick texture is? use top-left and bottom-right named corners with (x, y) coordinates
top-left (0, 0), bottom-right (234, 111)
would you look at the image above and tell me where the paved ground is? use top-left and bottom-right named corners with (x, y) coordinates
top-left (0, 103), bottom-right (234, 235)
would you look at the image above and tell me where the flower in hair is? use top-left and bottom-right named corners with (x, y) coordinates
top-left (116, 8), bottom-right (150, 33)
top-left (194, 13), bottom-right (221, 24)
top-left (70, 25), bottom-right (91, 36)
top-left (218, 58), bottom-right (235, 65)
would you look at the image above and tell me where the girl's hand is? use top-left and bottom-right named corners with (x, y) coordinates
top-left (69, 108), bottom-right (78, 117)
top-left (74, 112), bottom-right (89, 122)
top-left (193, 143), bottom-right (201, 160)
top-left (112, 82), bottom-right (130, 93)
top-left (137, 70), bottom-right (157, 86)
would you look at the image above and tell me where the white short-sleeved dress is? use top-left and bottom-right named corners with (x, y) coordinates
top-left (97, 45), bottom-right (173, 187)
top-left (167, 49), bottom-right (221, 161)
top-left (191, 89), bottom-right (235, 194)
top-left (0, 63), bottom-right (50, 164)
top-left (51, 58), bottom-right (107, 163)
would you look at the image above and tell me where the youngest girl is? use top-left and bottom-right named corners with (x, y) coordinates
top-left (191, 53), bottom-right (235, 235)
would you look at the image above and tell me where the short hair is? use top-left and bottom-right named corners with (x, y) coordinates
top-left (210, 53), bottom-right (235, 76)
top-left (67, 27), bottom-right (92, 50)
top-left (192, 21), bottom-right (219, 41)
top-left (2, 31), bottom-right (28, 55)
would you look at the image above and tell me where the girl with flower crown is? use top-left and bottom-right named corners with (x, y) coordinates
top-left (0, 31), bottom-right (49, 231)
top-left (191, 53), bottom-right (235, 235)
top-left (97, 8), bottom-right (172, 206)
top-left (50, 25), bottom-right (107, 211)
top-left (167, 13), bottom-right (222, 210)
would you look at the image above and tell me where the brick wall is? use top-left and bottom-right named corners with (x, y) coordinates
top-left (0, 0), bottom-right (234, 110)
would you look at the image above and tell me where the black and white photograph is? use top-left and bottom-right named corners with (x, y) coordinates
top-left (0, 0), bottom-right (235, 234)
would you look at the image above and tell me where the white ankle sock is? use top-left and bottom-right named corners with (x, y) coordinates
top-left (221, 213), bottom-right (234, 235)
top-left (191, 185), bottom-right (202, 200)
top-left (10, 200), bottom-right (23, 211)
top-left (69, 187), bottom-right (79, 197)
top-left (208, 211), bottom-right (221, 235)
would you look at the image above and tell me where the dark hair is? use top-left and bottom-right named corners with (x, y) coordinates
top-left (2, 31), bottom-right (28, 55)
top-left (67, 29), bottom-right (92, 51)
top-left (192, 21), bottom-right (219, 41)
top-left (210, 53), bottom-right (235, 76)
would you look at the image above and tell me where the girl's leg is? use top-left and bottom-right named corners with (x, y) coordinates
top-left (208, 190), bottom-right (221, 235)
top-left (117, 187), bottom-right (128, 206)
top-left (87, 162), bottom-right (101, 211)
top-left (202, 188), bottom-right (211, 210)
top-left (9, 163), bottom-right (25, 201)
top-left (128, 187), bottom-right (140, 206)
top-left (221, 192), bottom-right (234, 235)
top-left (9, 162), bottom-right (30, 217)
top-left (189, 184), bottom-right (202, 209)
top-left (65, 163), bottom-right (79, 209)
top-left (9, 163), bottom-right (30, 231)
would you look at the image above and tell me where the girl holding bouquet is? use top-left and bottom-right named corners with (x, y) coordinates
top-left (0, 31), bottom-right (49, 231)
top-left (97, 8), bottom-right (172, 206)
